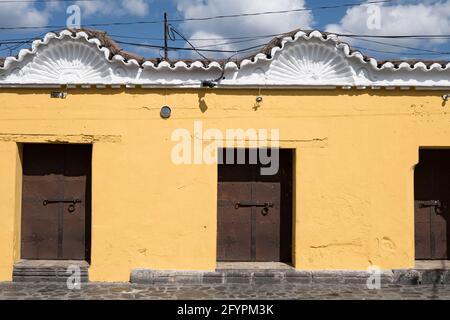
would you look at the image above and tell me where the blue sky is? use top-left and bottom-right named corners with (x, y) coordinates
top-left (1, 0), bottom-right (449, 61)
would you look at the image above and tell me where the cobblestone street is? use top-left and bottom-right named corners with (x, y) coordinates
top-left (0, 282), bottom-right (449, 300)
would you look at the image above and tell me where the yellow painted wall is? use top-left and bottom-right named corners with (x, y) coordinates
top-left (0, 88), bottom-right (447, 282)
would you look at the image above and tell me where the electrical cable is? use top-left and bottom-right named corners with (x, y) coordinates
top-left (0, 0), bottom-right (395, 30)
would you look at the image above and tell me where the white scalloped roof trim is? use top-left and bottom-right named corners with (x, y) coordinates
top-left (0, 29), bottom-right (141, 71)
top-left (141, 60), bottom-right (223, 71)
top-left (1, 29), bottom-right (449, 73)
top-left (0, 29), bottom-right (232, 72)
top-left (236, 30), bottom-right (450, 72)
top-left (1, 28), bottom-right (450, 89)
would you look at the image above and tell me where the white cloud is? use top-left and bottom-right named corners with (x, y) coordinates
top-left (325, 1), bottom-right (450, 54)
top-left (185, 30), bottom-right (235, 59)
top-left (75, 0), bottom-right (151, 17)
top-left (0, 0), bottom-right (51, 28)
top-left (189, 31), bottom-right (235, 51)
top-left (75, 0), bottom-right (108, 16)
top-left (0, 0), bottom-right (152, 30)
top-left (122, 0), bottom-right (150, 17)
top-left (175, 0), bottom-right (313, 56)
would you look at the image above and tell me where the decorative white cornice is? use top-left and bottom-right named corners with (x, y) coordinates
top-left (0, 29), bottom-right (449, 88)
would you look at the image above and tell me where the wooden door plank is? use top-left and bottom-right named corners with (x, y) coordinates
top-left (21, 144), bottom-right (64, 260)
top-left (217, 182), bottom-right (253, 261)
top-left (62, 144), bottom-right (91, 260)
top-left (254, 182), bottom-right (281, 261)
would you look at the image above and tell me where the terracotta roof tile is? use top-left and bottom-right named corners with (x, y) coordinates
top-left (67, 28), bottom-right (145, 63)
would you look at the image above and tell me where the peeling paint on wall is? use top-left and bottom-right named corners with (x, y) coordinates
top-left (0, 134), bottom-right (121, 143)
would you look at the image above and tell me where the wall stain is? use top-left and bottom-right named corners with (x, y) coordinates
top-left (310, 241), bottom-right (362, 249)
top-left (138, 248), bottom-right (148, 256)
top-left (379, 237), bottom-right (396, 252)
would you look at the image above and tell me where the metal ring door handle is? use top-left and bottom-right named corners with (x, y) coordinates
top-left (43, 199), bottom-right (82, 213)
top-left (235, 202), bottom-right (274, 209)
top-left (235, 202), bottom-right (274, 216)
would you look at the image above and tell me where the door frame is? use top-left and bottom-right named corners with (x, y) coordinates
top-left (215, 148), bottom-right (295, 265)
top-left (414, 147), bottom-right (450, 261)
top-left (18, 143), bottom-right (93, 263)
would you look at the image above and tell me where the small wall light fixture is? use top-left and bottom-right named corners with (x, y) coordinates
top-left (201, 80), bottom-right (217, 88)
top-left (50, 91), bottom-right (67, 99)
top-left (442, 94), bottom-right (450, 103)
top-left (253, 94), bottom-right (264, 111)
top-left (160, 105), bottom-right (172, 119)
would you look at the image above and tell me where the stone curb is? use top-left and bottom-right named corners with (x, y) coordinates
top-left (130, 269), bottom-right (396, 285)
top-left (131, 269), bottom-right (450, 286)
top-left (12, 276), bottom-right (90, 283)
top-left (393, 269), bottom-right (449, 285)
top-left (11, 267), bottom-right (450, 285)
top-left (12, 265), bottom-right (90, 283)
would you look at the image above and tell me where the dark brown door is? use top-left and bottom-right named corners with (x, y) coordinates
top-left (217, 149), bottom-right (293, 262)
top-left (415, 149), bottom-right (450, 260)
top-left (21, 144), bottom-right (92, 260)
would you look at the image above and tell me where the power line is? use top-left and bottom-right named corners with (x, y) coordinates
top-left (2, 30), bottom-right (450, 56)
top-left (341, 36), bottom-right (450, 55)
top-left (0, 31), bottom-right (47, 54)
top-left (107, 33), bottom-right (283, 42)
top-left (2, 33), bottom-right (450, 58)
top-left (195, 37), bottom-right (273, 49)
top-left (0, 33), bottom-right (281, 42)
top-left (170, 0), bottom-right (395, 23)
top-left (0, 0), bottom-right (98, 3)
top-left (0, 21), bottom-right (163, 31)
top-left (352, 45), bottom-right (450, 56)
top-left (93, 32), bottom-right (450, 42)
top-left (5, 31), bottom-right (450, 44)
top-left (2, 37), bottom-right (450, 63)
top-left (114, 40), bottom-right (266, 54)
top-left (0, 0), bottom-right (395, 30)
top-left (167, 25), bottom-right (210, 60)
top-left (85, 28), bottom-right (450, 42)
top-left (337, 33), bottom-right (450, 39)
top-left (112, 30), bottom-right (450, 57)
top-left (0, 37), bottom-right (45, 42)
top-left (104, 39), bottom-right (450, 57)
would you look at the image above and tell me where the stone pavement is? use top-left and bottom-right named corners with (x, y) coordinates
top-left (0, 282), bottom-right (449, 300)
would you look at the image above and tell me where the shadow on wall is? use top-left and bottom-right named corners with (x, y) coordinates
top-left (198, 91), bottom-right (208, 113)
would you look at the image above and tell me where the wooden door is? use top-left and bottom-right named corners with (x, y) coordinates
top-left (21, 144), bottom-right (92, 260)
top-left (415, 149), bottom-right (450, 260)
top-left (217, 149), bottom-right (293, 262)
